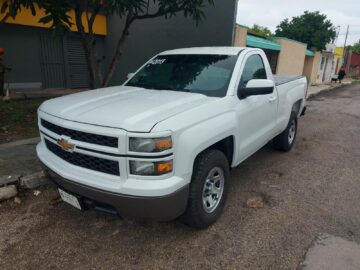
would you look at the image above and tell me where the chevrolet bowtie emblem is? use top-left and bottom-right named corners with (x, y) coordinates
top-left (57, 138), bottom-right (75, 151)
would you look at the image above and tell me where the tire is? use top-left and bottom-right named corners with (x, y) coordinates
top-left (182, 149), bottom-right (230, 229)
top-left (273, 112), bottom-right (298, 152)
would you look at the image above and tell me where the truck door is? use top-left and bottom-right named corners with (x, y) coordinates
top-left (235, 53), bottom-right (278, 161)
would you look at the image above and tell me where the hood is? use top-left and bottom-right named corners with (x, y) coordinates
top-left (40, 86), bottom-right (215, 132)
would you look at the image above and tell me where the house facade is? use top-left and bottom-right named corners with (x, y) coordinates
top-left (315, 43), bottom-right (337, 84)
top-left (234, 25), bottom-right (319, 84)
top-left (0, 0), bottom-right (237, 90)
top-left (234, 24), bottom-right (345, 85)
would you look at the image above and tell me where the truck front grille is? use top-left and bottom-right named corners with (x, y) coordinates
top-left (45, 139), bottom-right (120, 176)
top-left (41, 119), bottom-right (118, 148)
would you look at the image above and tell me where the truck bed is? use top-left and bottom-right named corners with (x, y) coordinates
top-left (274, 75), bottom-right (305, 86)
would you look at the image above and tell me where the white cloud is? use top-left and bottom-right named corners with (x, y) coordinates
top-left (236, 0), bottom-right (360, 46)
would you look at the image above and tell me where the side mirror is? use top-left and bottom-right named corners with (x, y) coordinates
top-left (238, 79), bottom-right (274, 99)
top-left (127, 73), bottom-right (135, 80)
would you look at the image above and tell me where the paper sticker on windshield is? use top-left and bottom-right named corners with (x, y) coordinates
top-left (149, 59), bottom-right (166, 65)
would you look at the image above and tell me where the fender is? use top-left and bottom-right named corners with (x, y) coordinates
top-left (173, 111), bottom-right (237, 183)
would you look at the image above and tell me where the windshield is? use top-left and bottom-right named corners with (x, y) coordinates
top-left (126, 54), bottom-right (238, 97)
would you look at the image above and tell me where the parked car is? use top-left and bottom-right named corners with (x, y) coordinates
top-left (37, 47), bottom-right (307, 228)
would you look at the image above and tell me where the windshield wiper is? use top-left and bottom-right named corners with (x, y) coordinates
top-left (129, 83), bottom-right (192, 92)
top-left (166, 87), bottom-right (191, 93)
top-left (128, 83), bottom-right (163, 90)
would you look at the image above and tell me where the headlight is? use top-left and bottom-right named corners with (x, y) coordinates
top-left (129, 160), bottom-right (173, 175)
top-left (129, 136), bottom-right (172, 152)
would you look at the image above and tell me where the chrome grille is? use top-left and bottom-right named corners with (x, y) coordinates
top-left (41, 119), bottom-right (118, 147)
top-left (45, 139), bottom-right (120, 176)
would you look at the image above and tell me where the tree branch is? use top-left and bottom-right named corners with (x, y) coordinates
top-left (134, 3), bottom-right (187, 20)
top-left (102, 3), bottom-right (190, 86)
top-left (102, 11), bottom-right (136, 86)
top-left (0, 12), bottom-right (10, 24)
top-left (88, 3), bottom-right (102, 34)
top-left (74, 2), bottom-right (86, 36)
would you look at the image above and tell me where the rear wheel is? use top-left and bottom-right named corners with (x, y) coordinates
top-left (182, 149), bottom-right (230, 229)
top-left (273, 112), bottom-right (298, 152)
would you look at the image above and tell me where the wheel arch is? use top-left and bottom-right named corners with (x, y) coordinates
top-left (292, 99), bottom-right (304, 117)
top-left (194, 135), bottom-right (235, 168)
top-left (174, 111), bottom-right (238, 183)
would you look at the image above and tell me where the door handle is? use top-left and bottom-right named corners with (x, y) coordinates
top-left (268, 96), bottom-right (277, 103)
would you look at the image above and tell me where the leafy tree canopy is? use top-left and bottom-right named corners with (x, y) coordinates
top-left (1, 0), bottom-right (213, 27)
top-left (275, 11), bottom-right (336, 51)
top-left (351, 43), bottom-right (360, 54)
top-left (248, 24), bottom-right (273, 38)
top-left (0, 0), bottom-right (214, 88)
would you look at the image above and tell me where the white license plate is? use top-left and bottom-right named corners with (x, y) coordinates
top-left (58, 189), bottom-right (82, 210)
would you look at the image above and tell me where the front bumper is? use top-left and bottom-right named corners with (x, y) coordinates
top-left (42, 162), bottom-right (189, 221)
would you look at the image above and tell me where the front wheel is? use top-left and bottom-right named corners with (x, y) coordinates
top-left (273, 112), bottom-right (298, 152)
top-left (182, 149), bottom-right (230, 229)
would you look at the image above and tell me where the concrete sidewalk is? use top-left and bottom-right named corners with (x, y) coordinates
top-left (300, 234), bottom-right (360, 270)
top-left (307, 81), bottom-right (351, 98)
top-left (0, 137), bottom-right (41, 176)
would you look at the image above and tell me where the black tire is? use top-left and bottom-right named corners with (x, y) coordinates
top-left (273, 112), bottom-right (298, 152)
top-left (182, 149), bottom-right (230, 229)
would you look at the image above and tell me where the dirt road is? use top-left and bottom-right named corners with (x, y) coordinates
top-left (1, 83), bottom-right (360, 270)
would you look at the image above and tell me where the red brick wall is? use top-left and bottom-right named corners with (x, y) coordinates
top-left (350, 52), bottom-right (360, 67)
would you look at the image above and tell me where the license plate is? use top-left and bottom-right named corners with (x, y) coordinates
top-left (58, 188), bottom-right (82, 210)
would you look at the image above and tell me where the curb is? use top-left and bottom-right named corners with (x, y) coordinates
top-left (0, 171), bottom-right (51, 201)
top-left (307, 83), bottom-right (350, 99)
top-left (0, 137), bottom-right (40, 150)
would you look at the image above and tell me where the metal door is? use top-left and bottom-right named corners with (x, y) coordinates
top-left (65, 35), bottom-right (89, 88)
top-left (39, 34), bottom-right (66, 89)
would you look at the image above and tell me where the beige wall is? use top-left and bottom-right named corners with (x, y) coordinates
top-left (303, 52), bottom-right (322, 84)
top-left (275, 38), bottom-right (306, 76)
top-left (234, 25), bottom-right (247, 47)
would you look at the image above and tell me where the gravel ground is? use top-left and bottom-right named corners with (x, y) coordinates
top-left (0, 83), bottom-right (360, 270)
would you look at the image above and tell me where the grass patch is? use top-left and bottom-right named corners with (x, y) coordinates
top-left (0, 98), bottom-right (47, 143)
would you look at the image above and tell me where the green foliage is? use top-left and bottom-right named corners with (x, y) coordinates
top-left (248, 24), bottom-right (273, 38)
top-left (0, 0), bottom-right (73, 30)
top-left (351, 43), bottom-right (360, 54)
top-left (0, 98), bottom-right (45, 126)
top-left (1, 0), bottom-right (214, 28)
top-left (0, 0), bottom-right (214, 88)
top-left (275, 11), bottom-right (336, 51)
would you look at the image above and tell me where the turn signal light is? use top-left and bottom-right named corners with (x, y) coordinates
top-left (155, 161), bottom-right (173, 174)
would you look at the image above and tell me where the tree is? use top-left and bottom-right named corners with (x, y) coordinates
top-left (248, 24), bottom-right (273, 38)
top-left (351, 43), bottom-right (360, 54)
top-left (275, 11), bottom-right (336, 51)
top-left (0, 0), bottom-right (214, 89)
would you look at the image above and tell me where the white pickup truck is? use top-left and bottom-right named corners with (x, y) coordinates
top-left (37, 47), bottom-right (307, 228)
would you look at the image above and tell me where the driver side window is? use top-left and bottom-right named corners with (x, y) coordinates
top-left (239, 54), bottom-right (267, 88)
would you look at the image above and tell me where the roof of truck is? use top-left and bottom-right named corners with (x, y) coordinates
top-left (159, 47), bottom-right (247, 56)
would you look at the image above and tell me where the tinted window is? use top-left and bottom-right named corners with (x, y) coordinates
top-left (126, 54), bottom-right (238, 97)
top-left (239, 54), bottom-right (267, 88)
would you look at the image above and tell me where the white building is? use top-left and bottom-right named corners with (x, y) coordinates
top-left (316, 43), bottom-right (337, 84)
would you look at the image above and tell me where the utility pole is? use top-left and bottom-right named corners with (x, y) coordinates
top-left (343, 25), bottom-right (349, 56)
top-left (342, 25), bottom-right (349, 69)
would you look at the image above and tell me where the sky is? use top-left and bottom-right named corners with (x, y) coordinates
top-left (236, 0), bottom-right (360, 46)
